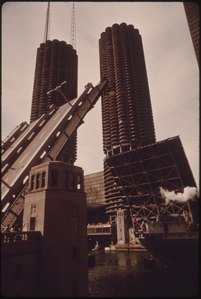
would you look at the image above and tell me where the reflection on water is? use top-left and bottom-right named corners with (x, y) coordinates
top-left (88, 251), bottom-right (198, 297)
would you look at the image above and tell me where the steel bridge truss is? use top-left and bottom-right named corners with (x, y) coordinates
top-left (104, 136), bottom-right (197, 223)
top-left (1, 80), bottom-right (107, 230)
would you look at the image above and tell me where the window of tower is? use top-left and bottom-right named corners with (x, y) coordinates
top-left (68, 174), bottom-right (74, 190)
top-left (31, 204), bottom-right (37, 217)
top-left (36, 173), bottom-right (41, 189)
top-left (30, 175), bottom-right (35, 190)
top-left (77, 175), bottom-right (82, 190)
top-left (41, 172), bottom-right (46, 188)
top-left (30, 217), bottom-right (36, 231)
top-left (50, 169), bottom-right (58, 187)
top-left (73, 175), bottom-right (78, 190)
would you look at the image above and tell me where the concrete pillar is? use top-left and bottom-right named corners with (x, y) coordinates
top-left (128, 227), bottom-right (136, 244)
top-left (116, 208), bottom-right (126, 244)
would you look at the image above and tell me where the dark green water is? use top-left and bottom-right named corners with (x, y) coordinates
top-left (88, 251), bottom-right (198, 297)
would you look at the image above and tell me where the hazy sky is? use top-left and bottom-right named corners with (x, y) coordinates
top-left (2, 2), bottom-right (199, 186)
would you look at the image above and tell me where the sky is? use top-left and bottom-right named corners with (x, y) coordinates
top-left (2, 1), bottom-right (199, 187)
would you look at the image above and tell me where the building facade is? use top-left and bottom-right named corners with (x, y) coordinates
top-left (30, 39), bottom-right (78, 163)
top-left (84, 171), bottom-right (108, 224)
top-left (84, 171), bottom-right (105, 205)
top-left (183, 2), bottom-right (199, 67)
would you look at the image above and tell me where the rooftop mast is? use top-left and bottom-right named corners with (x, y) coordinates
top-left (70, 2), bottom-right (76, 49)
top-left (44, 2), bottom-right (50, 43)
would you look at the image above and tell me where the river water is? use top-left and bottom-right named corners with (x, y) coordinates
top-left (88, 250), bottom-right (198, 297)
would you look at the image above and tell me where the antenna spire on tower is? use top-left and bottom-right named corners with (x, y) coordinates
top-left (44, 2), bottom-right (50, 43)
top-left (70, 2), bottom-right (76, 49)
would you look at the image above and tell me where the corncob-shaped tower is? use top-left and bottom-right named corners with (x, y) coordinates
top-left (30, 3), bottom-right (78, 163)
top-left (99, 23), bottom-right (156, 222)
top-left (99, 23), bottom-right (156, 153)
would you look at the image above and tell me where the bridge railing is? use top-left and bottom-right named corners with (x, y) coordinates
top-left (87, 223), bottom-right (111, 236)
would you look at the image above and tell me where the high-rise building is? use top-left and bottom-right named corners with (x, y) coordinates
top-left (183, 2), bottom-right (199, 67)
top-left (99, 23), bottom-right (156, 223)
top-left (99, 23), bottom-right (197, 226)
top-left (30, 39), bottom-right (78, 163)
top-left (84, 171), bottom-right (105, 205)
top-left (99, 23), bottom-right (156, 153)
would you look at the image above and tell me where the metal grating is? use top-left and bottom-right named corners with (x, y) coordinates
top-left (104, 136), bottom-right (197, 223)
